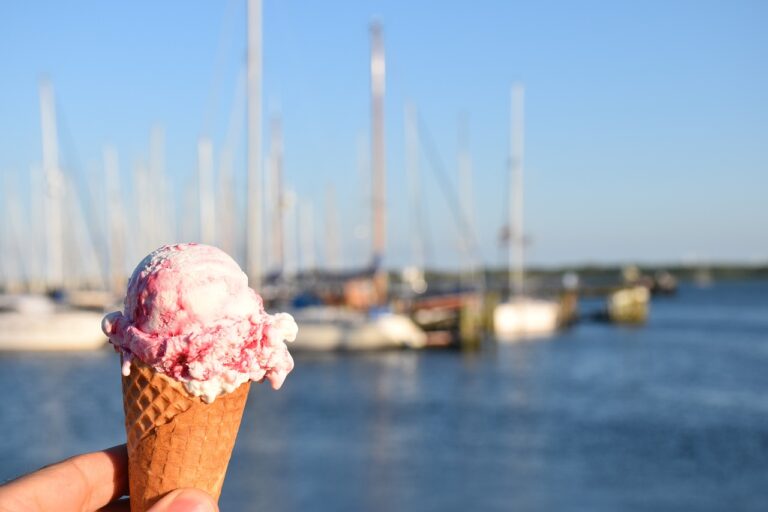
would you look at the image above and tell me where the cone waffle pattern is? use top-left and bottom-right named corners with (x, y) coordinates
top-left (122, 360), bottom-right (250, 512)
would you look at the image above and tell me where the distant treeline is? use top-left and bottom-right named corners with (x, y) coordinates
top-left (412, 264), bottom-right (768, 284)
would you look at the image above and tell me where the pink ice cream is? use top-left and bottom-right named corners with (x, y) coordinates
top-left (102, 243), bottom-right (297, 402)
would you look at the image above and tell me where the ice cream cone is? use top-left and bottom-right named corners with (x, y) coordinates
top-left (103, 244), bottom-right (296, 510)
top-left (121, 358), bottom-right (250, 512)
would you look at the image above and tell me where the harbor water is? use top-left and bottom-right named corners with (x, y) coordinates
top-left (1, 280), bottom-right (767, 511)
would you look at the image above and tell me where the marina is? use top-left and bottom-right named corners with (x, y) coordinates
top-left (0, 13), bottom-right (698, 352)
top-left (0, 1), bottom-right (765, 510)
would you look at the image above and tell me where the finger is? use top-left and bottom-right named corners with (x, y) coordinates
top-left (147, 488), bottom-right (218, 512)
top-left (0, 444), bottom-right (128, 512)
top-left (98, 497), bottom-right (131, 512)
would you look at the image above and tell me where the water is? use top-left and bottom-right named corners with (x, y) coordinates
top-left (1, 281), bottom-right (767, 511)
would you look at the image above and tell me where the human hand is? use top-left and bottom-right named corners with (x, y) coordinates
top-left (0, 444), bottom-right (218, 511)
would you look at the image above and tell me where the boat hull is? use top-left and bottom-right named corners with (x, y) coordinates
top-left (493, 298), bottom-right (560, 341)
top-left (0, 311), bottom-right (107, 351)
top-left (290, 307), bottom-right (427, 351)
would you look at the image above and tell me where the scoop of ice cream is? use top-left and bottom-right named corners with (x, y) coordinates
top-left (102, 243), bottom-right (297, 402)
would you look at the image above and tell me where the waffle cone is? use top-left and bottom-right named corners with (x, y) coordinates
top-left (121, 359), bottom-right (250, 511)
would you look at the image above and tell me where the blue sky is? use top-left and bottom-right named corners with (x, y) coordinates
top-left (1, 0), bottom-right (766, 269)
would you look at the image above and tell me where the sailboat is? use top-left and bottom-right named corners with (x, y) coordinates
top-left (290, 306), bottom-right (426, 351)
top-left (0, 79), bottom-right (106, 351)
top-left (493, 83), bottom-right (560, 341)
top-left (293, 21), bottom-right (425, 351)
top-left (0, 294), bottom-right (106, 351)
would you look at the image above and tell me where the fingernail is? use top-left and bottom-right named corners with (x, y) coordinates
top-left (150, 488), bottom-right (217, 512)
top-left (166, 496), bottom-right (215, 512)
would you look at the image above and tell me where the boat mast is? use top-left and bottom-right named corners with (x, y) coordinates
top-left (269, 115), bottom-right (284, 276)
top-left (325, 185), bottom-right (340, 270)
top-left (300, 201), bottom-right (315, 272)
top-left (3, 174), bottom-right (26, 291)
top-left (405, 102), bottom-right (424, 277)
top-left (149, 125), bottom-right (172, 246)
top-left (246, 0), bottom-right (263, 286)
top-left (510, 83), bottom-right (525, 298)
top-left (39, 78), bottom-right (64, 291)
top-left (282, 188), bottom-right (296, 277)
top-left (29, 164), bottom-right (46, 292)
top-left (198, 137), bottom-right (215, 245)
top-left (356, 133), bottom-right (369, 265)
top-left (103, 145), bottom-right (126, 293)
top-left (370, 21), bottom-right (386, 269)
top-left (217, 68), bottom-right (246, 257)
top-left (458, 114), bottom-right (476, 284)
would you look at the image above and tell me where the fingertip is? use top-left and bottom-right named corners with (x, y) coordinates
top-left (147, 488), bottom-right (218, 512)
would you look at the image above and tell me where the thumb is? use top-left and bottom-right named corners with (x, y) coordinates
top-left (146, 488), bottom-right (218, 512)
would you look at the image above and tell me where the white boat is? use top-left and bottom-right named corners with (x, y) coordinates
top-left (493, 83), bottom-right (560, 341)
top-left (607, 285), bottom-right (650, 324)
top-left (0, 81), bottom-right (108, 352)
top-left (0, 294), bottom-right (106, 351)
top-left (290, 306), bottom-right (426, 351)
top-left (493, 298), bottom-right (560, 341)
